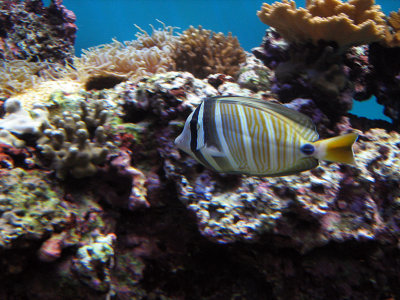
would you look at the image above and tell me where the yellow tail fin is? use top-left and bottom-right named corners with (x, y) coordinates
top-left (313, 133), bottom-right (358, 165)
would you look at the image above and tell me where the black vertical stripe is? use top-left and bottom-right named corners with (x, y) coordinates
top-left (189, 100), bottom-right (217, 171)
top-left (190, 103), bottom-right (201, 152)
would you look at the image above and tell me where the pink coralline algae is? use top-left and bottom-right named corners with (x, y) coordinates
top-left (96, 150), bottom-right (150, 210)
top-left (0, 0), bottom-right (77, 62)
top-left (38, 232), bottom-right (66, 262)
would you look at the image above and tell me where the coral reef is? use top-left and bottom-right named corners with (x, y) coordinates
top-left (37, 100), bottom-right (114, 179)
top-left (118, 75), bottom-right (400, 298)
top-left (252, 28), bottom-right (290, 69)
top-left (165, 127), bottom-right (400, 249)
top-left (9, 79), bottom-right (83, 110)
top-left (236, 54), bottom-right (274, 93)
top-left (96, 150), bottom-right (150, 211)
top-left (275, 42), bottom-right (352, 111)
top-left (253, 21), bottom-right (400, 128)
top-left (0, 60), bottom-right (46, 97)
top-left (0, 130), bottom-right (25, 148)
top-left (121, 71), bottom-right (218, 125)
top-left (0, 68), bottom-right (398, 299)
top-left (345, 41), bottom-right (400, 126)
top-left (253, 31), bottom-right (354, 132)
top-left (0, 2), bottom-right (400, 298)
top-left (257, 0), bottom-right (386, 51)
top-left (0, 0), bottom-right (76, 63)
top-left (174, 26), bottom-right (247, 79)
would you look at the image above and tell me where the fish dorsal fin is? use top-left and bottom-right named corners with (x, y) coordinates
top-left (265, 157), bottom-right (319, 177)
top-left (210, 96), bottom-right (319, 142)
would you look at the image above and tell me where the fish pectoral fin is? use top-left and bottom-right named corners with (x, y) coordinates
top-left (206, 145), bottom-right (225, 157)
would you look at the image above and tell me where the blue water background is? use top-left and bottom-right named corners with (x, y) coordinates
top-left (59, 0), bottom-right (399, 121)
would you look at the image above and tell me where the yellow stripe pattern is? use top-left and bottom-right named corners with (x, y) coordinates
top-left (216, 101), bottom-right (305, 175)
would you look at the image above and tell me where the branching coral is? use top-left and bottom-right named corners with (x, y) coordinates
top-left (173, 26), bottom-right (246, 79)
top-left (383, 9), bottom-right (400, 47)
top-left (73, 24), bottom-right (178, 85)
top-left (37, 100), bottom-right (115, 179)
top-left (257, 0), bottom-right (386, 50)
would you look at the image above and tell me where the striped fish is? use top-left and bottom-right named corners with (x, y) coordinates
top-left (175, 96), bottom-right (358, 176)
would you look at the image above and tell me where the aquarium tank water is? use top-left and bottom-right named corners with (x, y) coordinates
top-left (61, 0), bottom-right (399, 121)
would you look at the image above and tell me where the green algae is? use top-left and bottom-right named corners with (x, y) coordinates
top-left (0, 168), bottom-right (68, 248)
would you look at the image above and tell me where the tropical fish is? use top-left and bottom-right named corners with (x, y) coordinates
top-left (174, 96), bottom-right (358, 176)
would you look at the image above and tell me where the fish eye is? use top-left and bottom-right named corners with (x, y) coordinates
top-left (300, 143), bottom-right (315, 155)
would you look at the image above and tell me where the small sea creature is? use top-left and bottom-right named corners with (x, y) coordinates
top-left (175, 96), bottom-right (357, 176)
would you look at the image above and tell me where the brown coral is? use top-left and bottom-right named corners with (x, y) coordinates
top-left (173, 26), bottom-right (246, 79)
top-left (257, 0), bottom-right (386, 50)
top-left (37, 100), bottom-right (115, 179)
top-left (382, 9), bottom-right (400, 47)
